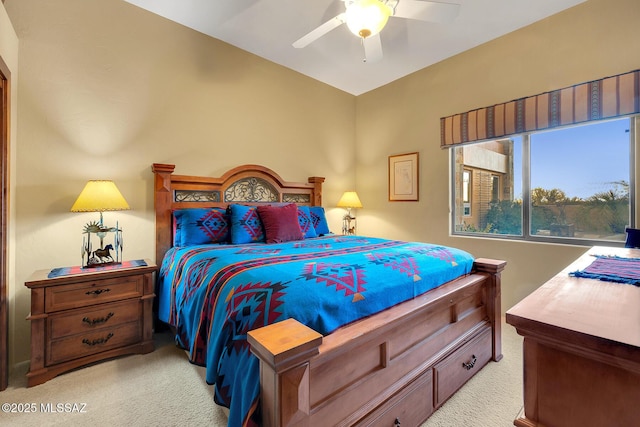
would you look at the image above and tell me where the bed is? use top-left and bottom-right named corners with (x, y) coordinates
top-left (152, 163), bottom-right (506, 427)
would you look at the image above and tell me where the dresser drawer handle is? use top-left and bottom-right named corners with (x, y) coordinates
top-left (82, 312), bottom-right (114, 326)
top-left (462, 355), bottom-right (477, 370)
top-left (85, 288), bottom-right (111, 296)
top-left (82, 333), bottom-right (114, 346)
top-left (394, 417), bottom-right (401, 426)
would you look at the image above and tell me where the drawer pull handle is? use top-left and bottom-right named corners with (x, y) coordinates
top-left (82, 312), bottom-right (114, 326)
top-left (85, 288), bottom-right (111, 296)
top-left (462, 355), bottom-right (477, 370)
top-left (82, 333), bottom-right (114, 346)
top-left (394, 418), bottom-right (401, 426)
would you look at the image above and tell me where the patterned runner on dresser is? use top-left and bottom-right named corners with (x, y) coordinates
top-left (569, 255), bottom-right (640, 286)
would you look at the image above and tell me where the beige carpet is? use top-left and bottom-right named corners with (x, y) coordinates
top-left (1, 319), bottom-right (522, 426)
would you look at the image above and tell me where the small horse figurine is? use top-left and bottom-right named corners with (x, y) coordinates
top-left (93, 244), bottom-right (114, 263)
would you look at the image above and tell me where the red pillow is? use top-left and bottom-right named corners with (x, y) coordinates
top-left (257, 204), bottom-right (304, 244)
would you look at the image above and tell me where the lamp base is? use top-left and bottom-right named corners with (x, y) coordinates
top-left (83, 260), bottom-right (122, 269)
top-left (81, 221), bottom-right (124, 268)
top-left (342, 214), bottom-right (357, 235)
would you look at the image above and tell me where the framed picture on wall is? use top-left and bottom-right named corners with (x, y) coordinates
top-left (389, 152), bottom-right (419, 201)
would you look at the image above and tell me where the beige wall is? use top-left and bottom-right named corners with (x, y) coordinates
top-left (1, 1), bottom-right (19, 373)
top-left (355, 0), bottom-right (640, 312)
top-left (4, 0), bottom-right (640, 370)
top-left (4, 0), bottom-right (356, 366)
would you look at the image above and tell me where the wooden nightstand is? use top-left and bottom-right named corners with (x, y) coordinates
top-left (24, 260), bottom-right (157, 386)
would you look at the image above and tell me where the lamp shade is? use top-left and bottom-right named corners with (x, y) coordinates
top-left (337, 191), bottom-right (363, 209)
top-left (70, 180), bottom-right (130, 213)
top-left (345, 0), bottom-right (392, 39)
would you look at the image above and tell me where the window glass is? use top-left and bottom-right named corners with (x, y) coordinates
top-left (453, 137), bottom-right (522, 235)
top-left (452, 117), bottom-right (633, 244)
top-left (530, 118), bottom-right (630, 241)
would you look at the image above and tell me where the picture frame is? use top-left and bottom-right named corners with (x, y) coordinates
top-left (389, 152), bottom-right (419, 201)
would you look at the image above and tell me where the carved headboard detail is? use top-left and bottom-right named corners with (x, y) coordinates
top-left (152, 163), bottom-right (325, 263)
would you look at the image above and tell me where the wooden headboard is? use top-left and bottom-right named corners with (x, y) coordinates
top-left (152, 163), bottom-right (325, 263)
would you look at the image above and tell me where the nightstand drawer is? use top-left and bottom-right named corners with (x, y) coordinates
top-left (45, 275), bottom-right (143, 312)
top-left (48, 299), bottom-right (141, 340)
top-left (48, 321), bottom-right (142, 365)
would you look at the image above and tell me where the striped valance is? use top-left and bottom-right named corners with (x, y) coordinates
top-left (440, 69), bottom-right (640, 148)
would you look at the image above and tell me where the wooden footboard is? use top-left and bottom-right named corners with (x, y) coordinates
top-left (248, 258), bottom-right (506, 427)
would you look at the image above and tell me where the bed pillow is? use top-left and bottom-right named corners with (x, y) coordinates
top-left (173, 208), bottom-right (229, 246)
top-left (309, 206), bottom-right (331, 235)
top-left (257, 203), bottom-right (304, 244)
top-left (229, 204), bottom-right (265, 244)
top-left (297, 206), bottom-right (317, 238)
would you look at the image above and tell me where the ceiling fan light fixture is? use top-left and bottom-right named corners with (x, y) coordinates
top-left (345, 0), bottom-right (392, 39)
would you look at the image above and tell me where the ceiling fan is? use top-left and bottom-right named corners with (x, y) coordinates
top-left (293, 0), bottom-right (460, 63)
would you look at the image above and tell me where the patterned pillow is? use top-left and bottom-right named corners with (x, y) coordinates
top-left (173, 208), bottom-right (229, 246)
top-left (229, 204), bottom-right (265, 244)
top-left (257, 204), bottom-right (304, 244)
top-left (297, 206), bottom-right (317, 238)
top-left (309, 206), bottom-right (331, 236)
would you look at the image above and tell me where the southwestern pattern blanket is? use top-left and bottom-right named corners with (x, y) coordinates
top-left (157, 235), bottom-right (475, 426)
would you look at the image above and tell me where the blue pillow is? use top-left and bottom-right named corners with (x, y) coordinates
top-left (229, 204), bottom-right (265, 244)
top-left (173, 208), bottom-right (229, 246)
top-left (309, 206), bottom-right (330, 236)
top-left (297, 206), bottom-right (317, 238)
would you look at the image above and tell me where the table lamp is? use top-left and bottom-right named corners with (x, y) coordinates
top-left (71, 180), bottom-right (130, 267)
top-left (337, 191), bottom-right (363, 235)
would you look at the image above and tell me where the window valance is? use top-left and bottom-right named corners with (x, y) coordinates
top-left (440, 69), bottom-right (640, 148)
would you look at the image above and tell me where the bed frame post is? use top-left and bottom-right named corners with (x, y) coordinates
top-left (151, 163), bottom-right (175, 264)
top-left (473, 258), bottom-right (507, 362)
top-left (248, 318), bottom-right (323, 427)
top-left (308, 177), bottom-right (325, 206)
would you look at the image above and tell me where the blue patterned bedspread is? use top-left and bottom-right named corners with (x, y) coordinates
top-left (157, 235), bottom-right (475, 426)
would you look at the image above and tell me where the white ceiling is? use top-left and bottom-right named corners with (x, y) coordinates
top-left (123, 0), bottom-right (586, 96)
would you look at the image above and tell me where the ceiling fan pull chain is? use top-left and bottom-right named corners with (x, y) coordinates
top-left (361, 37), bottom-right (367, 63)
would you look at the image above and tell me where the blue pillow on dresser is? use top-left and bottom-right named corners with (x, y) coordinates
top-left (173, 208), bottom-right (229, 246)
top-left (297, 206), bottom-right (317, 238)
top-left (229, 204), bottom-right (265, 244)
top-left (309, 206), bottom-right (331, 236)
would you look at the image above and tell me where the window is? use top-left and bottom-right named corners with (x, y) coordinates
top-left (462, 170), bottom-right (471, 216)
top-left (452, 117), bottom-right (635, 245)
top-left (491, 175), bottom-right (500, 202)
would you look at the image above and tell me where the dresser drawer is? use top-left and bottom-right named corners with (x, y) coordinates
top-left (47, 321), bottom-right (142, 365)
top-left (356, 369), bottom-right (433, 427)
top-left (48, 299), bottom-right (141, 340)
top-left (433, 326), bottom-right (492, 408)
top-left (45, 275), bottom-right (143, 312)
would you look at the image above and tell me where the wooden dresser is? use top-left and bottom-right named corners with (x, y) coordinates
top-left (25, 260), bottom-right (157, 386)
top-left (506, 247), bottom-right (640, 427)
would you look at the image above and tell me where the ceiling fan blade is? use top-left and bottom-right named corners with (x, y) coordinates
top-left (363, 34), bottom-right (383, 63)
top-left (293, 13), bottom-right (346, 48)
top-left (393, 1), bottom-right (460, 23)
